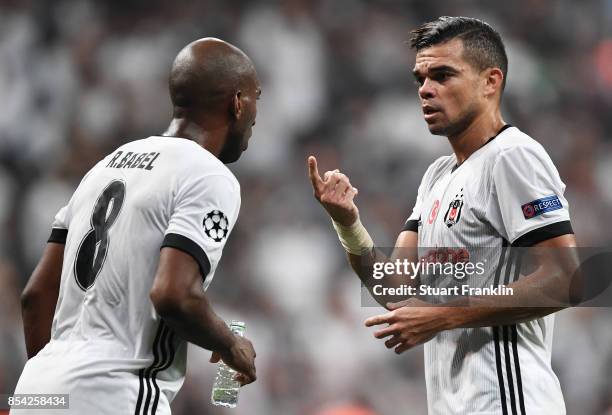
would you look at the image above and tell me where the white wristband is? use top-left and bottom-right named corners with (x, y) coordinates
top-left (332, 217), bottom-right (374, 256)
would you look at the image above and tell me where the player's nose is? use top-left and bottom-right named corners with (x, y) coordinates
top-left (418, 78), bottom-right (435, 100)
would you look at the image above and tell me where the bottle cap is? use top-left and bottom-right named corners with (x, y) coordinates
top-left (229, 320), bottom-right (246, 334)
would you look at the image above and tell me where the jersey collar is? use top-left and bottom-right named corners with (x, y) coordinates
top-left (451, 124), bottom-right (512, 173)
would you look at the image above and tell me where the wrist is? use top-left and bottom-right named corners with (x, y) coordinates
top-left (442, 300), bottom-right (470, 330)
top-left (333, 211), bottom-right (358, 227)
top-left (332, 216), bottom-right (374, 256)
top-left (218, 335), bottom-right (239, 361)
top-left (443, 307), bottom-right (460, 330)
top-left (214, 319), bottom-right (238, 356)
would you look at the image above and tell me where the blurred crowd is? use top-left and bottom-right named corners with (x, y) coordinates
top-left (1, 0), bottom-right (612, 414)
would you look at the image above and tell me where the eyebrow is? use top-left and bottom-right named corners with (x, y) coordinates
top-left (412, 65), bottom-right (460, 78)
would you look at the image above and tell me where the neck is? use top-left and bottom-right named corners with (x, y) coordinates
top-left (162, 118), bottom-right (227, 158)
top-left (447, 107), bottom-right (505, 165)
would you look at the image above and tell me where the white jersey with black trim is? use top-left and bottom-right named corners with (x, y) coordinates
top-left (402, 125), bottom-right (572, 415)
top-left (12, 136), bottom-right (240, 415)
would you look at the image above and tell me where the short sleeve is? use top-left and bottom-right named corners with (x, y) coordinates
top-left (161, 173), bottom-right (240, 283)
top-left (489, 145), bottom-right (573, 246)
top-left (47, 161), bottom-right (100, 244)
top-left (402, 166), bottom-right (431, 233)
top-left (48, 206), bottom-right (69, 244)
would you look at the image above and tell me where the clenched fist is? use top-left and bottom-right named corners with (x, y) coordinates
top-left (307, 155), bottom-right (359, 227)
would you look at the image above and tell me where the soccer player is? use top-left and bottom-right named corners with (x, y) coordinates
top-left (13, 38), bottom-right (260, 414)
top-left (308, 17), bottom-right (577, 415)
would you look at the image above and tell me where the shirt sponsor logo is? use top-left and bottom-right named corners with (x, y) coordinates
top-left (420, 247), bottom-right (470, 264)
top-left (521, 195), bottom-right (562, 219)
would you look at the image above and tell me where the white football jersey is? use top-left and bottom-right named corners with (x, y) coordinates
top-left (13, 136), bottom-right (240, 415)
top-left (402, 125), bottom-right (572, 415)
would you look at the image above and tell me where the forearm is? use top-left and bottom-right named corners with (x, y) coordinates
top-left (339, 222), bottom-right (420, 308)
top-left (348, 250), bottom-right (420, 308)
top-left (155, 288), bottom-right (235, 355)
top-left (445, 304), bottom-right (562, 329)
top-left (445, 266), bottom-right (572, 329)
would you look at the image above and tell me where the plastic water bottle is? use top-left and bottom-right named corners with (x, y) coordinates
top-left (211, 320), bottom-right (246, 408)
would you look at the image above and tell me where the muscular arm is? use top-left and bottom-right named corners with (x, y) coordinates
top-left (447, 233), bottom-right (579, 328)
top-left (308, 156), bottom-right (420, 308)
top-left (149, 247), bottom-right (256, 384)
top-left (21, 243), bottom-right (64, 359)
top-left (366, 233), bottom-right (580, 353)
top-left (150, 247), bottom-right (235, 351)
top-left (348, 230), bottom-right (420, 307)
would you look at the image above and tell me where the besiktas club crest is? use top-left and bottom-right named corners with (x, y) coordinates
top-left (444, 189), bottom-right (464, 228)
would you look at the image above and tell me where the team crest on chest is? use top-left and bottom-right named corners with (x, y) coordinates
top-left (443, 188), bottom-right (464, 228)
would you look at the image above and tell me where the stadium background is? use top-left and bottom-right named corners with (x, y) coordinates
top-left (1, 0), bottom-right (612, 414)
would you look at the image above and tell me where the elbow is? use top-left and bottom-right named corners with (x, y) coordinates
top-left (150, 288), bottom-right (183, 319)
top-left (567, 281), bottom-right (584, 306)
top-left (563, 268), bottom-right (584, 306)
top-left (20, 287), bottom-right (37, 312)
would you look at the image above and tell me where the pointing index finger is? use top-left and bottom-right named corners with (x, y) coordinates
top-left (307, 155), bottom-right (324, 191)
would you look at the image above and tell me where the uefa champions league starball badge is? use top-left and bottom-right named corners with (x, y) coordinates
top-left (203, 210), bottom-right (230, 242)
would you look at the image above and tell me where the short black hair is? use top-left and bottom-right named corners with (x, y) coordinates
top-left (410, 16), bottom-right (508, 90)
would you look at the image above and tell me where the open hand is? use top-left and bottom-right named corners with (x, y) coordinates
top-left (364, 298), bottom-right (452, 354)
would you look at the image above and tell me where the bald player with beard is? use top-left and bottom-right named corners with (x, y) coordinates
top-left (14, 38), bottom-right (261, 415)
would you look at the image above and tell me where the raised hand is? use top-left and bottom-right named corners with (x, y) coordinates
top-left (307, 155), bottom-right (359, 227)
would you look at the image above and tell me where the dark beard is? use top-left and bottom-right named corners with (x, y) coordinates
top-left (218, 128), bottom-right (244, 164)
top-left (430, 106), bottom-right (479, 138)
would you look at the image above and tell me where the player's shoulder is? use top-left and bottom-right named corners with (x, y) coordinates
top-left (163, 137), bottom-right (237, 180)
top-left (491, 126), bottom-right (550, 159)
top-left (485, 126), bottom-right (560, 179)
top-left (423, 154), bottom-right (456, 183)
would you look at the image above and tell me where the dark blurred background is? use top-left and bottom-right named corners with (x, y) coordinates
top-left (1, 0), bottom-right (612, 414)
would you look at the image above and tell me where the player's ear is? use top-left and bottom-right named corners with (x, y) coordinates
top-left (483, 68), bottom-right (503, 98)
top-left (231, 90), bottom-right (242, 120)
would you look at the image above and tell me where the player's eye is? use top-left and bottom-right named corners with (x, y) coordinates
top-left (432, 73), bottom-right (450, 83)
top-left (414, 77), bottom-right (425, 87)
